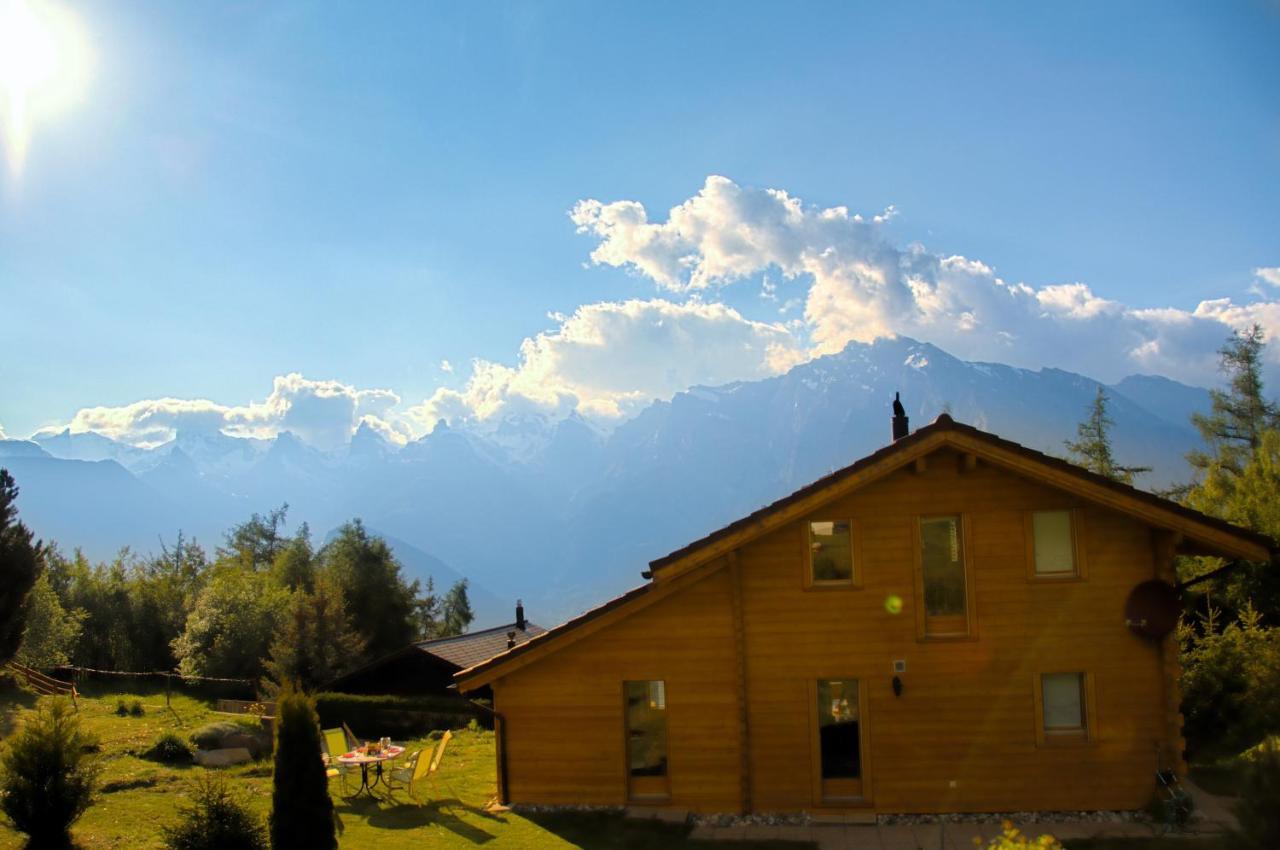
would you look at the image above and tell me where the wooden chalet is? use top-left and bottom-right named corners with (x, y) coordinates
top-left (329, 603), bottom-right (543, 698)
top-left (455, 410), bottom-right (1275, 815)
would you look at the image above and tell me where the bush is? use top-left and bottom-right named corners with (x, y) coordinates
top-left (0, 697), bottom-right (101, 846)
top-left (270, 687), bottom-right (336, 850)
top-left (1179, 603), bottom-right (1280, 757)
top-left (977, 822), bottom-right (1063, 850)
top-left (143, 732), bottom-right (194, 764)
top-left (190, 720), bottom-right (263, 751)
top-left (313, 691), bottom-right (485, 739)
top-left (1233, 739), bottom-right (1280, 850)
top-left (115, 699), bottom-right (128, 717)
top-left (130, 700), bottom-right (145, 717)
top-left (162, 774), bottom-right (267, 850)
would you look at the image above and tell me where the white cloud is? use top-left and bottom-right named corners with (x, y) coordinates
top-left (1256, 267), bottom-right (1280, 289)
top-left (408, 298), bottom-right (803, 428)
top-left (54, 374), bottom-right (413, 450)
top-left (439, 359), bottom-right (454, 374)
top-left (571, 176), bottom-right (1280, 387)
top-left (0, 423), bottom-right (8, 440)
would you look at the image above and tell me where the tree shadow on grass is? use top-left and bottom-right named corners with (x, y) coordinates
top-left (334, 796), bottom-right (499, 844)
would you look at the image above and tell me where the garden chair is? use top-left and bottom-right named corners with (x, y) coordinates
top-left (390, 730), bottom-right (453, 802)
top-left (322, 727), bottom-right (356, 794)
top-left (342, 722), bottom-right (361, 751)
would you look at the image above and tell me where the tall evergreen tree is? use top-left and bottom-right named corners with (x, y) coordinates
top-left (263, 577), bottom-right (365, 692)
top-left (1189, 324), bottom-right (1280, 479)
top-left (1064, 387), bottom-right (1150, 484)
top-left (413, 576), bottom-right (442, 640)
top-left (440, 580), bottom-right (474, 638)
top-left (0, 469), bottom-right (42, 666)
top-left (317, 520), bottom-right (418, 659)
top-left (269, 687), bottom-right (336, 850)
top-left (220, 505), bottom-right (290, 572)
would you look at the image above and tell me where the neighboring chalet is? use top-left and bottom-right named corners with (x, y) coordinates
top-left (330, 603), bottom-right (543, 699)
top-left (456, 408), bottom-right (1276, 815)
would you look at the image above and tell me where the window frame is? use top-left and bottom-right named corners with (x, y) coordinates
top-left (1024, 508), bottom-right (1087, 582)
top-left (913, 513), bottom-right (977, 640)
top-left (1032, 671), bottom-right (1096, 747)
top-left (807, 675), bottom-right (873, 807)
top-left (802, 518), bottom-right (862, 591)
top-left (622, 679), bottom-right (671, 801)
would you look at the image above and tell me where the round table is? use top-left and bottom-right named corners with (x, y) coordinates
top-left (337, 745), bottom-right (405, 797)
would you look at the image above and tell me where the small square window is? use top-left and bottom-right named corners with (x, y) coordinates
top-left (1032, 511), bottom-right (1076, 576)
top-left (1041, 672), bottom-right (1086, 735)
top-left (808, 521), bottom-right (853, 583)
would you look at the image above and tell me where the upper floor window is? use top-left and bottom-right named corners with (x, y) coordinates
top-left (808, 521), bottom-right (854, 585)
top-left (919, 515), bottom-right (969, 636)
top-left (1030, 510), bottom-right (1078, 578)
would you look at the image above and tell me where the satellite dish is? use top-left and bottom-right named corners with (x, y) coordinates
top-left (1124, 580), bottom-right (1181, 639)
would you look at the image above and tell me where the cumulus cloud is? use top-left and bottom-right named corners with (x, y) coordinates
top-left (0, 423), bottom-right (8, 440)
top-left (54, 374), bottom-right (414, 450)
top-left (409, 298), bottom-right (803, 428)
top-left (1256, 267), bottom-right (1280, 289)
top-left (571, 175), bottom-right (1280, 386)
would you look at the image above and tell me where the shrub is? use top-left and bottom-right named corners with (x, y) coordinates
top-left (190, 720), bottom-right (263, 751)
top-left (270, 687), bottom-right (335, 850)
top-left (162, 774), bottom-right (267, 850)
top-left (143, 732), bottom-right (194, 764)
top-left (975, 822), bottom-right (1063, 850)
top-left (1233, 739), bottom-right (1280, 850)
top-left (0, 697), bottom-right (101, 846)
top-left (130, 700), bottom-right (145, 717)
top-left (115, 699), bottom-right (128, 717)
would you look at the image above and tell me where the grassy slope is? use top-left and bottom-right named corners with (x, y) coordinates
top-left (0, 685), bottom-right (802, 850)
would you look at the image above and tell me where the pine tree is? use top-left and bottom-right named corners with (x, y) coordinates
top-left (1064, 387), bottom-right (1150, 484)
top-left (0, 469), bottom-right (42, 666)
top-left (269, 687), bottom-right (336, 850)
top-left (440, 580), bottom-right (474, 637)
top-left (1189, 324), bottom-right (1280, 479)
top-left (262, 577), bottom-right (365, 693)
top-left (414, 576), bottom-right (442, 640)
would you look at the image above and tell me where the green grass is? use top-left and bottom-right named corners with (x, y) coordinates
top-left (1063, 840), bottom-right (1234, 850)
top-left (0, 683), bottom-right (806, 849)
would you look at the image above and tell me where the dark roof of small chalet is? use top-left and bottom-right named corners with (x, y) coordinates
top-left (455, 413), bottom-right (1278, 691)
top-left (417, 622), bottom-right (547, 670)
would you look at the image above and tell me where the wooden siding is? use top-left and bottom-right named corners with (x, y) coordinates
top-left (494, 448), bottom-right (1173, 813)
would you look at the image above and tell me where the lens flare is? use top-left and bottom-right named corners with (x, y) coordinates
top-left (0, 0), bottom-right (91, 177)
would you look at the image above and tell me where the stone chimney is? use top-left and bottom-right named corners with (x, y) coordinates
top-left (516, 599), bottom-right (526, 631)
top-left (892, 392), bottom-right (909, 441)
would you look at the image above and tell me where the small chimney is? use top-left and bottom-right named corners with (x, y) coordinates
top-left (515, 599), bottom-right (526, 631)
top-left (506, 631), bottom-right (516, 649)
top-left (892, 392), bottom-right (909, 441)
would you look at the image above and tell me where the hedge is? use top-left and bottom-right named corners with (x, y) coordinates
top-left (312, 692), bottom-right (489, 740)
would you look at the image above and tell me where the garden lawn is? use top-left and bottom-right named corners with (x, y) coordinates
top-left (0, 684), bottom-right (806, 850)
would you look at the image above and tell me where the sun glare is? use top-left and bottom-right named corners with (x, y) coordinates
top-left (0, 0), bottom-right (90, 177)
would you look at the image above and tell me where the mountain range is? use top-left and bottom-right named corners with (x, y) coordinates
top-left (0, 337), bottom-right (1212, 627)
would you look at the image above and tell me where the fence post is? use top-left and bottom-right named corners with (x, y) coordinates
top-left (165, 671), bottom-right (172, 708)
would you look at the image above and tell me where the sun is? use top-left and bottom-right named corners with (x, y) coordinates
top-left (0, 0), bottom-right (90, 176)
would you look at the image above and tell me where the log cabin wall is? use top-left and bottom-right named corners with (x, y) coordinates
top-left (493, 446), bottom-right (1170, 813)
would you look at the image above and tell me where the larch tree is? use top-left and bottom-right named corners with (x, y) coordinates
top-left (262, 576), bottom-right (365, 693)
top-left (1188, 324), bottom-right (1280, 482)
top-left (440, 579), bottom-right (475, 638)
top-left (1064, 387), bottom-right (1150, 484)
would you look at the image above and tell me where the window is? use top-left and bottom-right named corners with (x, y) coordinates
top-left (808, 520), bottom-right (854, 584)
top-left (919, 515), bottom-right (969, 635)
top-left (1038, 672), bottom-right (1090, 743)
top-left (1031, 510), bottom-right (1077, 577)
top-left (625, 681), bottom-right (668, 798)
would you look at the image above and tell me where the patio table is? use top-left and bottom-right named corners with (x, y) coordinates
top-left (337, 745), bottom-right (405, 797)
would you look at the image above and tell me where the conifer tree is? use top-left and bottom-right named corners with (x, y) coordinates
top-left (0, 469), bottom-right (42, 666)
top-left (269, 687), bottom-right (336, 850)
top-left (263, 577), bottom-right (365, 693)
top-left (440, 579), bottom-right (474, 638)
top-left (1189, 324), bottom-right (1280, 479)
top-left (1064, 387), bottom-right (1150, 484)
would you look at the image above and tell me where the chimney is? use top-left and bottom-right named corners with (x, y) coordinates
top-left (515, 599), bottom-right (526, 631)
top-left (892, 392), bottom-right (909, 441)
top-left (506, 631), bottom-right (516, 649)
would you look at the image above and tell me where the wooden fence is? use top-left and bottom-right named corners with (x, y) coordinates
top-left (5, 661), bottom-right (78, 709)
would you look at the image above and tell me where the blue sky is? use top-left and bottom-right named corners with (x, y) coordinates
top-left (2, 1), bottom-right (1278, 444)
